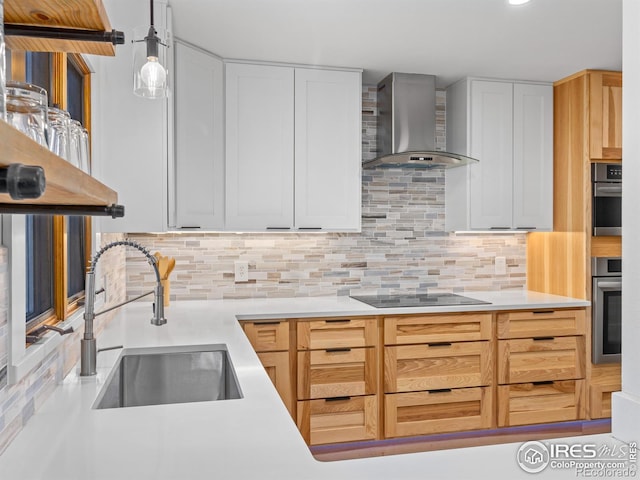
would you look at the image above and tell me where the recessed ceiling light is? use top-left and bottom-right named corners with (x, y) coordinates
top-left (509, 0), bottom-right (531, 5)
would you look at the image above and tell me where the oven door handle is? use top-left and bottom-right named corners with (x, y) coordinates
top-left (594, 185), bottom-right (623, 196)
top-left (595, 281), bottom-right (622, 290)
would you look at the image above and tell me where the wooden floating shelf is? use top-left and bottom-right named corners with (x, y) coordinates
top-left (4, 0), bottom-right (117, 56)
top-left (0, 120), bottom-right (118, 207)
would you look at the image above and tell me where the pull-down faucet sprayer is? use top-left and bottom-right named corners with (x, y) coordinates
top-left (80, 240), bottom-right (167, 376)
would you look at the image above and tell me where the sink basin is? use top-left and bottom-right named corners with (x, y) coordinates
top-left (93, 344), bottom-right (243, 409)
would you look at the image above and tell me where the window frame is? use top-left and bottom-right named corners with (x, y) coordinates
top-left (9, 50), bottom-right (93, 334)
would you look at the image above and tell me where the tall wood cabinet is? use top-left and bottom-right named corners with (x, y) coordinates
top-left (445, 78), bottom-right (553, 231)
top-left (527, 69), bottom-right (622, 421)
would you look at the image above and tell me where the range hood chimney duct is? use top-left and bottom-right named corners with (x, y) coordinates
top-left (364, 73), bottom-right (478, 169)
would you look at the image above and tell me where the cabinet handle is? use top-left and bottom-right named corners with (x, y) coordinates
top-left (428, 388), bottom-right (452, 394)
top-left (325, 319), bottom-right (351, 324)
top-left (256, 321), bottom-right (281, 325)
top-left (490, 227), bottom-right (511, 230)
top-left (532, 381), bottom-right (554, 386)
top-left (325, 348), bottom-right (351, 353)
top-left (533, 336), bottom-right (555, 341)
top-left (266, 227), bottom-right (291, 230)
top-left (325, 396), bottom-right (351, 402)
top-left (298, 227), bottom-right (322, 231)
top-left (427, 342), bottom-right (452, 347)
top-left (178, 226), bottom-right (200, 230)
top-left (516, 227), bottom-right (537, 230)
top-left (532, 310), bottom-right (555, 315)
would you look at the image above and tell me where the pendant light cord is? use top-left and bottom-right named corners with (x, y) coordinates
top-left (149, 0), bottom-right (155, 28)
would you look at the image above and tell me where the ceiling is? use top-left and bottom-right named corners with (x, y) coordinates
top-left (166, 0), bottom-right (622, 88)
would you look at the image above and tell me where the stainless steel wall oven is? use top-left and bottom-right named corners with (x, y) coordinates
top-left (592, 163), bottom-right (622, 236)
top-left (592, 257), bottom-right (621, 364)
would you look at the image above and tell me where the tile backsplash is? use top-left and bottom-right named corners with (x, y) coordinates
top-left (126, 87), bottom-right (527, 300)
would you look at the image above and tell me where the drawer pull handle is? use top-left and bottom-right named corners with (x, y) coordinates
top-left (532, 310), bottom-right (555, 314)
top-left (325, 396), bottom-right (351, 402)
top-left (257, 321), bottom-right (281, 325)
top-left (326, 348), bottom-right (351, 353)
top-left (428, 388), bottom-right (452, 394)
top-left (427, 342), bottom-right (452, 347)
top-left (533, 336), bottom-right (555, 341)
top-left (325, 319), bottom-right (351, 324)
top-left (532, 381), bottom-right (554, 386)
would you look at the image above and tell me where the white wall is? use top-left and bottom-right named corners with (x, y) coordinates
top-left (612, 0), bottom-right (640, 440)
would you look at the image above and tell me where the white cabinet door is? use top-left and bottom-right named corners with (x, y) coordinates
top-left (173, 41), bottom-right (224, 230)
top-left (225, 63), bottom-right (295, 231)
top-left (469, 80), bottom-right (514, 230)
top-left (294, 69), bottom-right (361, 231)
top-left (512, 83), bottom-right (553, 231)
top-left (95, 0), bottom-right (171, 233)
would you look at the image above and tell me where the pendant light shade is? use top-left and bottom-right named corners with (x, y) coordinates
top-left (133, 0), bottom-right (169, 99)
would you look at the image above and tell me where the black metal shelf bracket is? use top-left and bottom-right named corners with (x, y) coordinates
top-left (0, 203), bottom-right (125, 218)
top-left (4, 24), bottom-right (125, 45)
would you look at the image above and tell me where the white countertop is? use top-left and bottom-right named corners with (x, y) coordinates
top-left (2, 291), bottom-right (622, 480)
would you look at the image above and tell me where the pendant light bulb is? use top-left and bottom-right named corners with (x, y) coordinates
top-left (139, 56), bottom-right (167, 96)
top-left (133, 1), bottom-right (168, 99)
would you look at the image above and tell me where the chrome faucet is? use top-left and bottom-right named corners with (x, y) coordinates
top-left (80, 240), bottom-right (167, 376)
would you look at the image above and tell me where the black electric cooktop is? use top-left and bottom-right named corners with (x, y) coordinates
top-left (350, 293), bottom-right (491, 308)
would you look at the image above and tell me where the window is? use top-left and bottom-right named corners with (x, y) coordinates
top-left (9, 50), bottom-right (93, 334)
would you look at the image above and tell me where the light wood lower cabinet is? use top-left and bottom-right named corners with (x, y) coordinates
top-left (297, 396), bottom-right (378, 445)
top-left (590, 383), bottom-right (621, 419)
top-left (297, 347), bottom-right (377, 400)
top-left (384, 387), bottom-right (493, 438)
top-left (498, 380), bottom-right (586, 427)
top-left (384, 313), bottom-right (492, 344)
top-left (257, 351), bottom-right (295, 418)
top-left (498, 336), bottom-right (586, 384)
top-left (384, 341), bottom-right (492, 392)
top-left (297, 317), bottom-right (377, 349)
top-left (497, 309), bottom-right (586, 339)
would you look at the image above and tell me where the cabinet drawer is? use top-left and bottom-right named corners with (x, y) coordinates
top-left (297, 395), bottom-right (378, 445)
top-left (242, 321), bottom-right (289, 352)
top-left (384, 387), bottom-right (492, 438)
top-left (590, 383), bottom-right (621, 419)
top-left (497, 309), bottom-right (586, 339)
top-left (384, 342), bottom-right (492, 393)
top-left (297, 317), bottom-right (377, 350)
top-left (384, 313), bottom-right (492, 345)
top-left (297, 347), bottom-right (377, 400)
top-left (498, 336), bottom-right (585, 384)
top-left (257, 351), bottom-right (295, 420)
top-left (498, 380), bottom-right (586, 427)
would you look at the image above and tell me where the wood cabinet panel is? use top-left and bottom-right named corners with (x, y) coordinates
top-left (498, 336), bottom-right (585, 384)
top-left (243, 321), bottom-right (290, 352)
top-left (384, 313), bottom-right (491, 345)
top-left (498, 380), bottom-right (586, 427)
top-left (297, 318), bottom-right (377, 350)
top-left (384, 342), bottom-right (492, 393)
top-left (257, 351), bottom-right (295, 420)
top-left (297, 347), bottom-right (377, 400)
top-left (384, 387), bottom-right (492, 438)
top-left (590, 72), bottom-right (622, 159)
top-left (590, 383), bottom-right (621, 419)
top-left (297, 395), bottom-right (378, 445)
top-left (497, 309), bottom-right (586, 339)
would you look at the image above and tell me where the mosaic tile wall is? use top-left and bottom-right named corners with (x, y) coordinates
top-left (0, 233), bottom-right (126, 456)
top-left (125, 87), bottom-right (527, 300)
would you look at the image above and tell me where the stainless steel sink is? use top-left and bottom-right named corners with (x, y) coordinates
top-left (93, 344), bottom-right (243, 409)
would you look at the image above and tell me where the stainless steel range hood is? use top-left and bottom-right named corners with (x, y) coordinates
top-left (364, 73), bottom-right (478, 169)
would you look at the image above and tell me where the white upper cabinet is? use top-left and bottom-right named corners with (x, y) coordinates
top-left (225, 62), bottom-right (361, 232)
top-left (172, 40), bottom-right (224, 230)
top-left (294, 68), bottom-right (362, 231)
top-left (445, 78), bottom-right (553, 232)
top-left (94, 0), bottom-right (171, 233)
top-left (225, 63), bottom-right (295, 231)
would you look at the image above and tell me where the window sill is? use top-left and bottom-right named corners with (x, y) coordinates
top-left (8, 294), bottom-right (105, 385)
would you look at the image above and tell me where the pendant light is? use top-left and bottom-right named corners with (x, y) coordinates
top-left (133, 0), bottom-right (168, 99)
